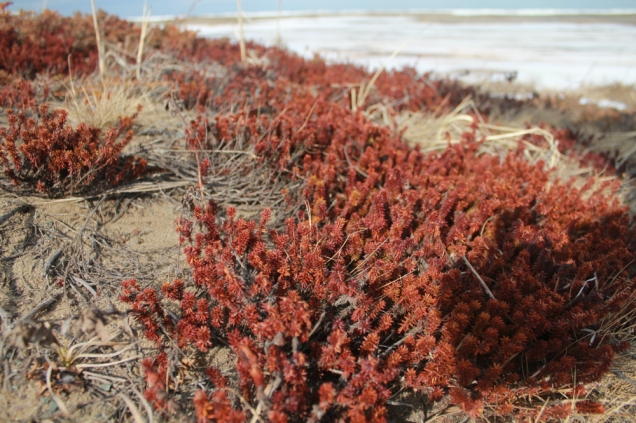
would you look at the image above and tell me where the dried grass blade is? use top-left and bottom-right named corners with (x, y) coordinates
top-left (75, 354), bottom-right (142, 369)
top-left (46, 364), bottom-right (70, 416)
top-left (119, 392), bottom-right (147, 423)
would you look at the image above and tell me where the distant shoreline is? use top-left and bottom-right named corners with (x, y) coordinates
top-left (129, 10), bottom-right (636, 26)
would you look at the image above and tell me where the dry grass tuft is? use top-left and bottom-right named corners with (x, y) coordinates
top-left (579, 348), bottom-right (636, 422)
top-left (393, 98), bottom-right (561, 163)
top-left (55, 76), bottom-right (169, 130)
top-left (566, 293), bottom-right (636, 422)
top-left (389, 98), bottom-right (636, 216)
top-left (590, 131), bottom-right (636, 169)
top-left (367, 97), bottom-right (606, 182)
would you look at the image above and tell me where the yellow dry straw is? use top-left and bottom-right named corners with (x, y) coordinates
top-left (136, 0), bottom-right (153, 80)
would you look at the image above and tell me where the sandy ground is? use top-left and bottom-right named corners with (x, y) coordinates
top-left (0, 191), bottom-right (184, 422)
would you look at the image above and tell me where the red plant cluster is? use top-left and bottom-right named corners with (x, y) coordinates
top-left (122, 91), bottom-right (635, 421)
top-left (0, 3), bottom-right (127, 79)
top-left (0, 105), bottom-right (147, 195)
top-left (171, 70), bottom-right (219, 112)
top-left (165, 42), bottom-right (613, 176)
top-left (0, 77), bottom-right (40, 111)
top-left (0, 3), bottom-right (252, 81)
top-left (164, 54), bottom-right (474, 118)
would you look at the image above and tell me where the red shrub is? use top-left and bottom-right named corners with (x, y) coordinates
top-left (0, 105), bottom-right (147, 195)
top-left (0, 77), bottom-right (38, 111)
top-left (0, 5), bottom-right (102, 78)
top-left (169, 70), bottom-right (217, 112)
top-left (122, 93), bottom-right (635, 421)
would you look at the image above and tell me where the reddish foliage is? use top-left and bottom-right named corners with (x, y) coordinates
top-left (194, 390), bottom-right (246, 423)
top-left (450, 387), bottom-right (483, 418)
top-left (172, 70), bottom-right (215, 112)
top-left (0, 105), bottom-right (147, 195)
top-left (0, 5), bottom-right (131, 78)
top-left (0, 77), bottom-right (40, 111)
top-left (122, 91), bottom-right (635, 421)
top-left (575, 400), bottom-right (606, 415)
top-left (141, 355), bottom-right (179, 415)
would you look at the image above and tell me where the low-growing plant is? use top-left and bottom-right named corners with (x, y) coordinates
top-left (121, 94), bottom-right (636, 422)
top-left (0, 104), bottom-right (147, 196)
top-left (0, 77), bottom-right (39, 111)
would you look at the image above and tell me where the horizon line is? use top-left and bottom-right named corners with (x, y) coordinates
top-left (122, 8), bottom-right (636, 22)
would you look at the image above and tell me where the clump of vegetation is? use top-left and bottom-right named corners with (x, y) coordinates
top-left (0, 105), bottom-right (146, 196)
top-left (122, 95), bottom-right (635, 422)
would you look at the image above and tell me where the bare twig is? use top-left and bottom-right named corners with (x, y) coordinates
top-left (613, 370), bottom-right (636, 389)
top-left (344, 143), bottom-right (368, 178)
top-left (82, 371), bottom-right (127, 383)
top-left (30, 181), bottom-right (191, 205)
top-left (108, 198), bottom-right (133, 224)
top-left (308, 312), bottom-right (325, 339)
top-left (462, 256), bottom-right (496, 300)
top-left (186, 0), bottom-right (202, 17)
top-left (78, 197), bottom-right (105, 242)
top-left (223, 387), bottom-right (264, 423)
top-left (297, 100), bottom-right (318, 134)
top-left (131, 385), bottom-right (155, 423)
top-left (0, 204), bottom-right (34, 226)
top-left (357, 29), bottom-right (422, 108)
top-left (42, 246), bottom-right (65, 276)
top-left (161, 149), bottom-right (256, 157)
top-left (75, 354), bottom-right (142, 369)
top-left (17, 294), bottom-right (61, 324)
top-left (386, 400), bottom-right (416, 410)
top-left (276, 0), bottom-right (282, 46)
top-left (0, 304), bottom-right (11, 324)
top-left (72, 276), bottom-right (97, 297)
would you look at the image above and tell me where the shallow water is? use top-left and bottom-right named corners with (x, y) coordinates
top-left (186, 14), bottom-right (636, 91)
